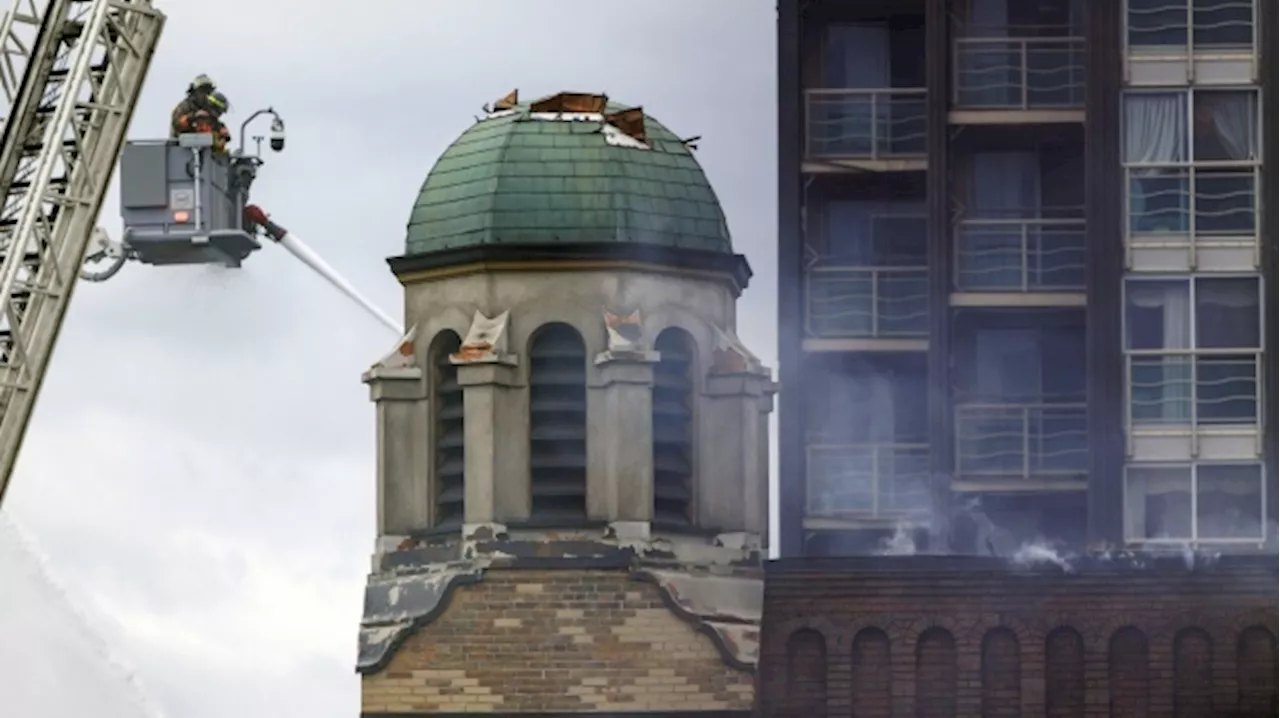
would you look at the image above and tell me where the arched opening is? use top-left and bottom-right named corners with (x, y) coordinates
top-left (1236, 625), bottom-right (1277, 715)
top-left (1108, 626), bottom-right (1149, 718)
top-left (652, 328), bottom-right (695, 525)
top-left (786, 628), bottom-right (827, 718)
top-left (432, 331), bottom-right (464, 527)
top-left (851, 627), bottom-right (891, 718)
top-left (915, 627), bottom-right (957, 718)
top-left (980, 627), bottom-right (1021, 718)
top-left (1173, 627), bottom-right (1213, 717)
top-left (1045, 626), bottom-right (1085, 718)
top-left (528, 323), bottom-right (588, 522)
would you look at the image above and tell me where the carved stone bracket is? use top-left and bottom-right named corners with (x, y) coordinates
top-left (452, 310), bottom-right (517, 365)
top-left (363, 324), bottom-right (424, 400)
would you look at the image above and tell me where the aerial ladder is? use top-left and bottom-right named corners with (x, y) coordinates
top-left (0, 0), bottom-right (163, 505)
top-left (0, 0), bottom-right (402, 510)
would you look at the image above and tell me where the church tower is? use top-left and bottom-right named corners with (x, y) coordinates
top-left (357, 90), bottom-right (774, 716)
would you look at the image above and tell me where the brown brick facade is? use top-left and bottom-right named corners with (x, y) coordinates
top-left (758, 557), bottom-right (1278, 718)
top-left (362, 569), bottom-right (754, 714)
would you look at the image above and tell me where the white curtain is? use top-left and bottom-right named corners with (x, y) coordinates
top-left (1129, 281), bottom-right (1192, 423)
top-left (1124, 93), bottom-right (1187, 163)
top-left (1207, 92), bottom-right (1257, 160)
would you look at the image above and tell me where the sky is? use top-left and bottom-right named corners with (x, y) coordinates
top-left (0, 1), bottom-right (779, 716)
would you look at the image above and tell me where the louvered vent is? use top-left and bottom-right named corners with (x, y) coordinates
top-left (433, 332), bottom-right (465, 527)
top-left (652, 329), bottom-right (695, 525)
top-left (528, 324), bottom-right (588, 522)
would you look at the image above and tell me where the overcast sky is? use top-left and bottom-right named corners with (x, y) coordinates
top-left (0, 1), bottom-right (778, 716)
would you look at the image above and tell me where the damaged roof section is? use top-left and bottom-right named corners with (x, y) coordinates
top-left (484, 89), bottom-right (651, 148)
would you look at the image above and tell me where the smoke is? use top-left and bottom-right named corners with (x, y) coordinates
top-left (867, 490), bottom-right (1274, 574)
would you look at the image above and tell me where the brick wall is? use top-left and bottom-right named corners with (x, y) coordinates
top-left (757, 556), bottom-right (1279, 718)
top-left (362, 569), bottom-right (754, 714)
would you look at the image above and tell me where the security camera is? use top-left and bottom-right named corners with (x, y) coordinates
top-left (269, 117), bottom-right (285, 152)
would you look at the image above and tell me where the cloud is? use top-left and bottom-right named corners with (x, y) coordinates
top-left (2, 1), bottom-right (779, 716)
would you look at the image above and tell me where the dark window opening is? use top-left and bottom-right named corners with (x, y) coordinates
top-left (433, 332), bottom-right (465, 527)
top-left (528, 323), bottom-right (588, 522)
top-left (653, 329), bottom-right (696, 525)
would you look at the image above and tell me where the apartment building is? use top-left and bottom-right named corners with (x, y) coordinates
top-left (776, 0), bottom-right (1276, 557)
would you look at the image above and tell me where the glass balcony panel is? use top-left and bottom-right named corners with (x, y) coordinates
top-left (954, 219), bottom-right (1086, 291)
top-left (805, 268), bottom-right (929, 339)
top-left (805, 89), bottom-right (927, 160)
top-left (954, 404), bottom-right (1088, 480)
top-left (1128, 353), bottom-right (1259, 426)
top-left (806, 444), bottom-right (931, 518)
top-left (954, 38), bottom-right (1085, 109)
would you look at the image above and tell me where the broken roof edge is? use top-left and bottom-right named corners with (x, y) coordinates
top-left (478, 90), bottom-right (655, 148)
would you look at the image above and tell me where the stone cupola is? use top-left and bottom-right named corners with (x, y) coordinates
top-left (356, 90), bottom-right (775, 717)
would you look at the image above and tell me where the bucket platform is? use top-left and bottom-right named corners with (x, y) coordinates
top-left (118, 133), bottom-right (263, 268)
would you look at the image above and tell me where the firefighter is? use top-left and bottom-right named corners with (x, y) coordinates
top-left (172, 90), bottom-right (232, 155)
top-left (169, 74), bottom-right (216, 136)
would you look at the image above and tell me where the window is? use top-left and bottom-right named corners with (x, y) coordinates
top-left (1124, 277), bottom-right (1261, 425)
top-left (652, 329), bottom-right (695, 526)
top-left (1123, 90), bottom-right (1259, 238)
top-left (806, 200), bottom-right (929, 339)
top-left (822, 199), bottom-right (927, 265)
top-left (528, 323), bottom-right (588, 522)
top-left (1124, 463), bottom-right (1267, 543)
top-left (1126, 0), bottom-right (1255, 50)
top-left (432, 331), bottom-right (465, 527)
top-left (803, 355), bottom-right (930, 516)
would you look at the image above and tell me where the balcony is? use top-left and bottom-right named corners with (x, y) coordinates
top-left (953, 217), bottom-right (1087, 302)
top-left (1125, 0), bottom-right (1257, 86)
top-left (805, 266), bottom-right (929, 344)
top-left (1125, 167), bottom-right (1259, 273)
top-left (1126, 351), bottom-right (1262, 461)
top-left (804, 88), bottom-right (927, 171)
top-left (952, 35), bottom-right (1085, 122)
top-left (806, 443), bottom-right (931, 521)
top-left (953, 403), bottom-right (1088, 489)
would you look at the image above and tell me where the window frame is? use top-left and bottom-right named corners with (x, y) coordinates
top-left (1122, 0), bottom-right (1257, 54)
top-left (1121, 88), bottom-right (1263, 169)
top-left (1121, 274), bottom-right (1264, 427)
top-left (1122, 461), bottom-right (1269, 544)
top-left (1121, 88), bottom-right (1262, 242)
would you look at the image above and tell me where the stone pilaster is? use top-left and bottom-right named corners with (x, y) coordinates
top-left (590, 350), bottom-right (659, 522)
top-left (363, 328), bottom-right (430, 536)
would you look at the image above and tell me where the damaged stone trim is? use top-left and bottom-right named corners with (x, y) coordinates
top-left (630, 569), bottom-right (759, 673)
top-left (357, 557), bottom-right (763, 676)
top-left (356, 569), bottom-right (483, 674)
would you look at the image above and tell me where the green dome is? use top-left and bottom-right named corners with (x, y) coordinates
top-left (404, 93), bottom-right (732, 256)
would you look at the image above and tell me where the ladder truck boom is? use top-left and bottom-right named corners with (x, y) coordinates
top-left (0, 0), bottom-right (163, 505)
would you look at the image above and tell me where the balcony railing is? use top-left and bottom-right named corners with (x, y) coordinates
top-left (953, 217), bottom-right (1087, 291)
top-left (806, 443), bottom-right (931, 517)
top-left (954, 403), bottom-right (1088, 480)
top-left (805, 265), bottom-right (929, 339)
top-left (805, 88), bottom-right (927, 161)
top-left (1126, 167), bottom-right (1259, 239)
top-left (1127, 351), bottom-right (1261, 427)
top-left (953, 36), bottom-right (1085, 110)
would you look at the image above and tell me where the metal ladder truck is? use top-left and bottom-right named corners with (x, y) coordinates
top-left (0, 0), bottom-right (164, 505)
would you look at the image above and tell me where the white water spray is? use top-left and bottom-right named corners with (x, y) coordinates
top-left (0, 512), bottom-right (164, 718)
top-left (277, 233), bottom-right (402, 337)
